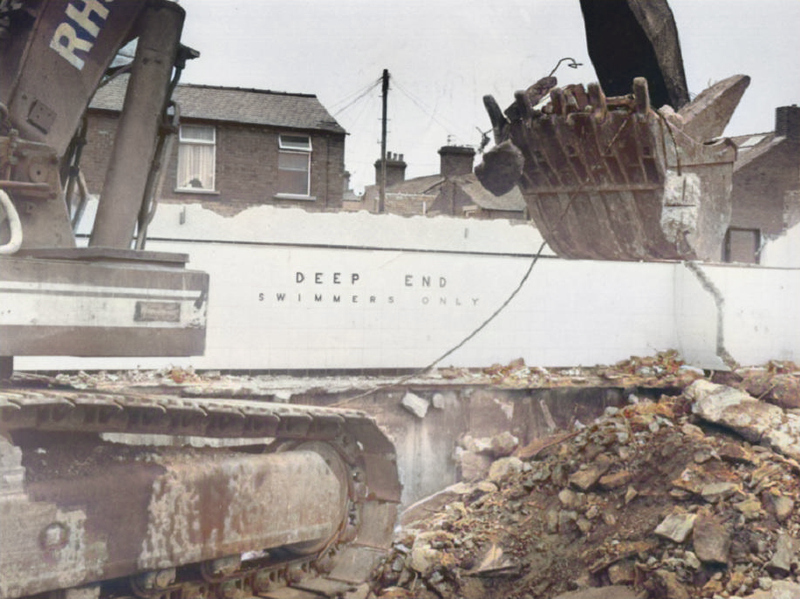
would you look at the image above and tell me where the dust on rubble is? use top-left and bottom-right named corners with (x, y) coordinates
top-left (371, 361), bottom-right (800, 599)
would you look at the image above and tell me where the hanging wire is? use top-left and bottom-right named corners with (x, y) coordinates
top-left (331, 77), bottom-right (382, 117)
top-left (391, 76), bottom-right (475, 146)
top-left (339, 81), bottom-right (379, 135)
top-left (329, 76), bottom-right (382, 110)
top-left (333, 187), bottom-right (585, 407)
top-left (548, 57), bottom-right (583, 78)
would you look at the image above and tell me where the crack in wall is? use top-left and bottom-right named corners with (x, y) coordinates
top-left (683, 261), bottom-right (738, 370)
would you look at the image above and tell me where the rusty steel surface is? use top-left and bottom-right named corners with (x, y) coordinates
top-left (478, 76), bottom-right (743, 261)
top-left (0, 388), bottom-right (401, 598)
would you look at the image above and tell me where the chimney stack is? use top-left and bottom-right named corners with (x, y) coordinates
top-left (439, 145), bottom-right (475, 178)
top-left (776, 105), bottom-right (800, 143)
top-left (374, 152), bottom-right (407, 187)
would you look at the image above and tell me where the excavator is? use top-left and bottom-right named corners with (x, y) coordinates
top-left (0, 2), bottom-right (400, 598)
top-left (0, 0), bottom-right (753, 597)
top-left (477, 0), bottom-right (751, 262)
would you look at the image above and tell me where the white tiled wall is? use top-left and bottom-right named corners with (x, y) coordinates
top-left (18, 205), bottom-right (800, 371)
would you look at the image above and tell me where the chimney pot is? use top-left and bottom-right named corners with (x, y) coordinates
top-left (374, 151), bottom-right (407, 187)
top-left (776, 105), bottom-right (800, 143)
top-left (438, 145), bottom-right (476, 178)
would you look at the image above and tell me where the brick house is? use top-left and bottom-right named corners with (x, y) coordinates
top-left (83, 74), bottom-right (347, 214)
top-left (726, 105), bottom-right (800, 263)
top-left (358, 145), bottom-right (526, 219)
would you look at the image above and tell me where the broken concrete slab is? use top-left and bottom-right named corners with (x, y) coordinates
top-left (741, 372), bottom-right (800, 410)
top-left (598, 469), bottom-right (632, 490)
top-left (401, 391), bottom-right (429, 419)
top-left (766, 533), bottom-right (797, 576)
top-left (569, 455), bottom-right (612, 491)
top-left (461, 430), bottom-right (519, 457)
top-left (745, 579), bottom-right (800, 599)
top-left (400, 482), bottom-right (475, 527)
top-left (770, 494), bottom-right (794, 522)
top-left (687, 380), bottom-right (800, 461)
top-left (700, 481), bottom-right (739, 503)
top-left (489, 431), bottom-right (519, 457)
top-left (487, 456), bottom-right (523, 483)
top-left (455, 449), bottom-right (493, 482)
top-left (692, 514), bottom-right (730, 565)
top-left (655, 511), bottom-right (697, 543)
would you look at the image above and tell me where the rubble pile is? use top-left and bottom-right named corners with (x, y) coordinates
top-left (372, 375), bottom-right (800, 599)
top-left (445, 350), bottom-right (706, 389)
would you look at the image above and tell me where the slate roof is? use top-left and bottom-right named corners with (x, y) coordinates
top-left (361, 172), bottom-right (524, 217)
top-left (729, 131), bottom-right (782, 170)
top-left (362, 174), bottom-right (444, 206)
top-left (90, 74), bottom-right (346, 134)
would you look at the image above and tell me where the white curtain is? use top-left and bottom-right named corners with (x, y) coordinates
top-left (178, 126), bottom-right (215, 190)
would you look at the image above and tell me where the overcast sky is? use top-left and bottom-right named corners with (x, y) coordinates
top-left (178, 0), bottom-right (800, 193)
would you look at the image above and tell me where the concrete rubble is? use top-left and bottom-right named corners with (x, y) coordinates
top-left (370, 364), bottom-right (800, 599)
top-left (401, 391), bottom-right (430, 418)
top-left (24, 350), bottom-right (708, 397)
top-left (14, 354), bottom-right (800, 598)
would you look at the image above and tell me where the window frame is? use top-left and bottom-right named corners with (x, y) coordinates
top-left (176, 124), bottom-right (217, 193)
top-left (723, 227), bottom-right (761, 264)
top-left (276, 133), bottom-right (313, 200)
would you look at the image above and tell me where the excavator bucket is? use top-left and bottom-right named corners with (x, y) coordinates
top-left (476, 0), bottom-right (751, 261)
top-left (477, 75), bottom-right (749, 261)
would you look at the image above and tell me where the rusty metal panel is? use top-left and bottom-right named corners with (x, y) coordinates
top-left (360, 453), bottom-right (402, 503)
top-left (2, 442), bottom-right (348, 598)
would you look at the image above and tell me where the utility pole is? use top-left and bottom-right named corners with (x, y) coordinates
top-left (378, 69), bottom-right (389, 214)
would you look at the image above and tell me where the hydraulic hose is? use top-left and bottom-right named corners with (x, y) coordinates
top-left (0, 189), bottom-right (23, 254)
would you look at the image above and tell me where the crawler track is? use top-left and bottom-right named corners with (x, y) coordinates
top-left (0, 386), bottom-right (401, 599)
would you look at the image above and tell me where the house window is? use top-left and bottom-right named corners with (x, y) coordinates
top-left (177, 125), bottom-right (216, 191)
top-left (724, 227), bottom-right (761, 264)
top-left (278, 134), bottom-right (312, 197)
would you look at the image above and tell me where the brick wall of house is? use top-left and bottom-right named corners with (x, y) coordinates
top-left (730, 106), bottom-right (800, 242)
top-left (81, 111), bottom-right (345, 211)
top-left (730, 142), bottom-right (800, 236)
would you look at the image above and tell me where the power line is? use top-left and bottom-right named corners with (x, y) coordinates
top-left (391, 76), bottom-right (475, 146)
top-left (329, 76), bottom-right (381, 110)
top-left (331, 78), bottom-right (382, 117)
